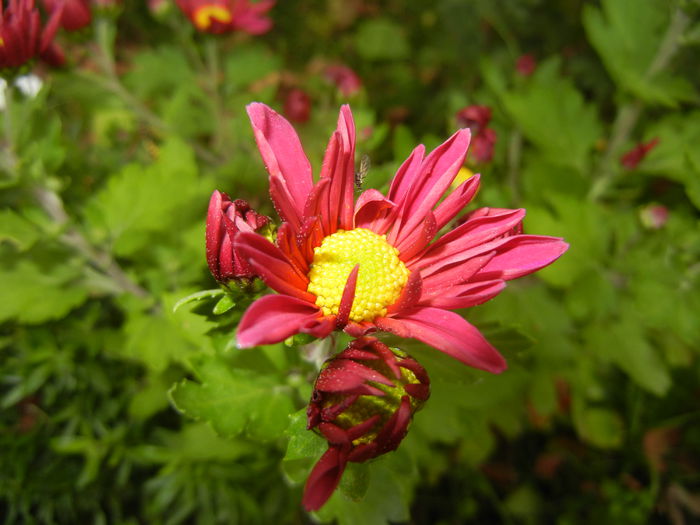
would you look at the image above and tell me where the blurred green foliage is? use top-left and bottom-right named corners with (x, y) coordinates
top-left (2, 0), bottom-right (700, 523)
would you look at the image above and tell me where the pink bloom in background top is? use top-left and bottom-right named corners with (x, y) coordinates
top-left (323, 64), bottom-right (362, 97)
top-left (42, 0), bottom-right (91, 31)
top-left (456, 105), bottom-right (497, 164)
top-left (516, 54), bottom-right (537, 76)
top-left (235, 103), bottom-right (568, 373)
top-left (0, 0), bottom-right (63, 69)
top-left (176, 0), bottom-right (275, 35)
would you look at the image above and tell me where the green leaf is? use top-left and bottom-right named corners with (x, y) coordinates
top-left (0, 259), bottom-right (88, 323)
top-left (573, 405), bottom-right (624, 449)
top-left (0, 209), bottom-right (39, 251)
top-left (501, 59), bottom-right (602, 173)
top-left (212, 293), bottom-right (236, 315)
top-left (585, 316), bottom-right (671, 396)
top-left (85, 138), bottom-right (204, 257)
top-left (172, 288), bottom-right (224, 313)
top-left (169, 354), bottom-right (295, 441)
top-left (355, 19), bottom-right (410, 61)
top-left (224, 44), bottom-right (282, 90)
top-left (583, 0), bottom-right (695, 106)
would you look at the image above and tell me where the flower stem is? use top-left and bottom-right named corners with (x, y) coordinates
top-left (204, 37), bottom-right (227, 154)
top-left (33, 185), bottom-right (150, 299)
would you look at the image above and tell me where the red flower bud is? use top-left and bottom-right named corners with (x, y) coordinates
top-left (640, 204), bottom-right (668, 230)
top-left (43, 0), bottom-right (91, 31)
top-left (283, 88), bottom-right (311, 123)
top-left (205, 190), bottom-right (270, 283)
top-left (323, 64), bottom-right (362, 97)
top-left (303, 337), bottom-right (430, 511)
top-left (621, 137), bottom-right (659, 170)
top-left (516, 54), bottom-right (537, 76)
top-left (456, 105), bottom-right (497, 164)
top-left (175, 0), bottom-right (275, 35)
top-left (0, 0), bottom-right (63, 70)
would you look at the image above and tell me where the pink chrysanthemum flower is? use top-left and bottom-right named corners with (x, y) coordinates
top-left (235, 103), bottom-right (568, 373)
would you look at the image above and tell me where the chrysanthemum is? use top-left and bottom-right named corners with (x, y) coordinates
top-left (235, 103), bottom-right (568, 373)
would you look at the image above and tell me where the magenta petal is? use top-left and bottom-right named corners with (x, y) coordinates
top-left (432, 174), bottom-right (481, 231)
top-left (376, 307), bottom-right (507, 373)
top-left (236, 295), bottom-right (321, 348)
top-left (246, 103), bottom-right (313, 228)
top-left (387, 144), bottom-right (426, 211)
top-left (386, 270), bottom-right (422, 315)
top-left (236, 232), bottom-right (316, 301)
top-left (354, 189), bottom-right (396, 234)
top-left (303, 446), bottom-right (350, 512)
top-left (336, 265), bottom-right (359, 328)
top-left (421, 280), bottom-right (506, 309)
top-left (476, 236), bottom-right (569, 280)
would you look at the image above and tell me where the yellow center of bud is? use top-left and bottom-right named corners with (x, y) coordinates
top-left (307, 228), bottom-right (409, 322)
top-left (193, 5), bottom-right (233, 30)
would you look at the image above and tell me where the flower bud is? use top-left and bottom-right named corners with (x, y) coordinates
top-left (205, 190), bottom-right (270, 283)
top-left (516, 54), bottom-right (536, 76)
top-left (456, 105), bottom-right (497, 164)
top-left (303, 337), bottom-right (430, 511)
top-left (323, 64), bottom-right (362, 97)
top-left (621, 137), bottom-right (659, 170)
top-left (283, 88), bottom-right (311, 123)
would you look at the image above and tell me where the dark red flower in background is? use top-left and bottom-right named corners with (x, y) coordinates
top-left (43, 0), bottom-right (91, 31)
top-left (206, 190), bottom-right (270, 283)
top-left (456, 105), bottom-right (497, 164)
top-left (0, 0), bottom-right (62, 70)
top-left (303, 336), bottom-right (430, 511)
top-left (516, 54), bottom-right (537, 76)
top-left (621, 137), bottom-right (659, 170)
top-left (283, 88), bottom-right (311, 123)
top-left (175, 0), bottom-right (275, 35)
top-left (324, 63), bottom-right (362, 97)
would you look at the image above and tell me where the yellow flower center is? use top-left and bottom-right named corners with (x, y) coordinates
top-left (193, 5), bottom-right (233, 30)
top-left (307, 228), bottom-right (409, 322)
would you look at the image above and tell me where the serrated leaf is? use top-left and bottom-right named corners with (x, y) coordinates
top-left (85, 138), bottom-right (204, 256)
top-left (585, 316), bottom-right (671, 396)
top-left (574, 405), bottom-right (624, 449)
top-left (501, 59), bottom-right (601, 173)
top-left (0, 260), bottom-right (88, 323)
top-left (583, 0), bottom-right (695, 106)
top-left (0, 209), bottom-right (39, 251)
top-left (169, 354), bottom-right (294, 441)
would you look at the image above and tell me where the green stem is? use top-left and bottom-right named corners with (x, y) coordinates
top-left (588, 7), bottom-right (690, 201)
top-left (88, 17), bottom-right (221, 165)
top-left (33, 185), bottom-right (149, 299)
top-left (204, 37), bottom-right (227, 154)
top-left (507, 129), bottom-right (523, 203)
top-left (1, 81), bottom-right (19, 177)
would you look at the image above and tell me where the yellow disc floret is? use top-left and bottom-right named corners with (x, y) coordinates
top-left (307, 228), bottom-right (409, 322)
top-left (193, 5), bottom-right (233, 30)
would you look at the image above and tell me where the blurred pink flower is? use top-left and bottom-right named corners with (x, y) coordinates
top-left (282, 88), bottom-right (311, 123)
top-left (303, 336), bottom-right (429, 511)
top-left (456, 105), bottom-right (497, 164)
top-left (324, 63), bottom-right (362, 97)
top-left (206, 190), bottom-right (270, 283)
top-left (516, 54), bottom-right (537, 76)
top-left (621, 137), bottom-right (659, 170)
top-left (43, 0), bottom-right (90, 31)
top-left (175, 0), bottom-right (274, 35)
top-left (0, 0), bottom-right (63, 69)
top-left (232, 103), bottom-right (568, 373)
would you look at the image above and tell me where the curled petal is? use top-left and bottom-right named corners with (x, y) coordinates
top-left (420, 280), bottom-right (506, 309)
top-left (246, 103), bottom-right (313, 228)
top-left (353, 189), bottom-right (396, 234)
top-left (336, 265), bottom-right (359, 329)
top-left (303, 445), bottom-right (350, 512)
top-left (376, 307), bottom-right (507, 373)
